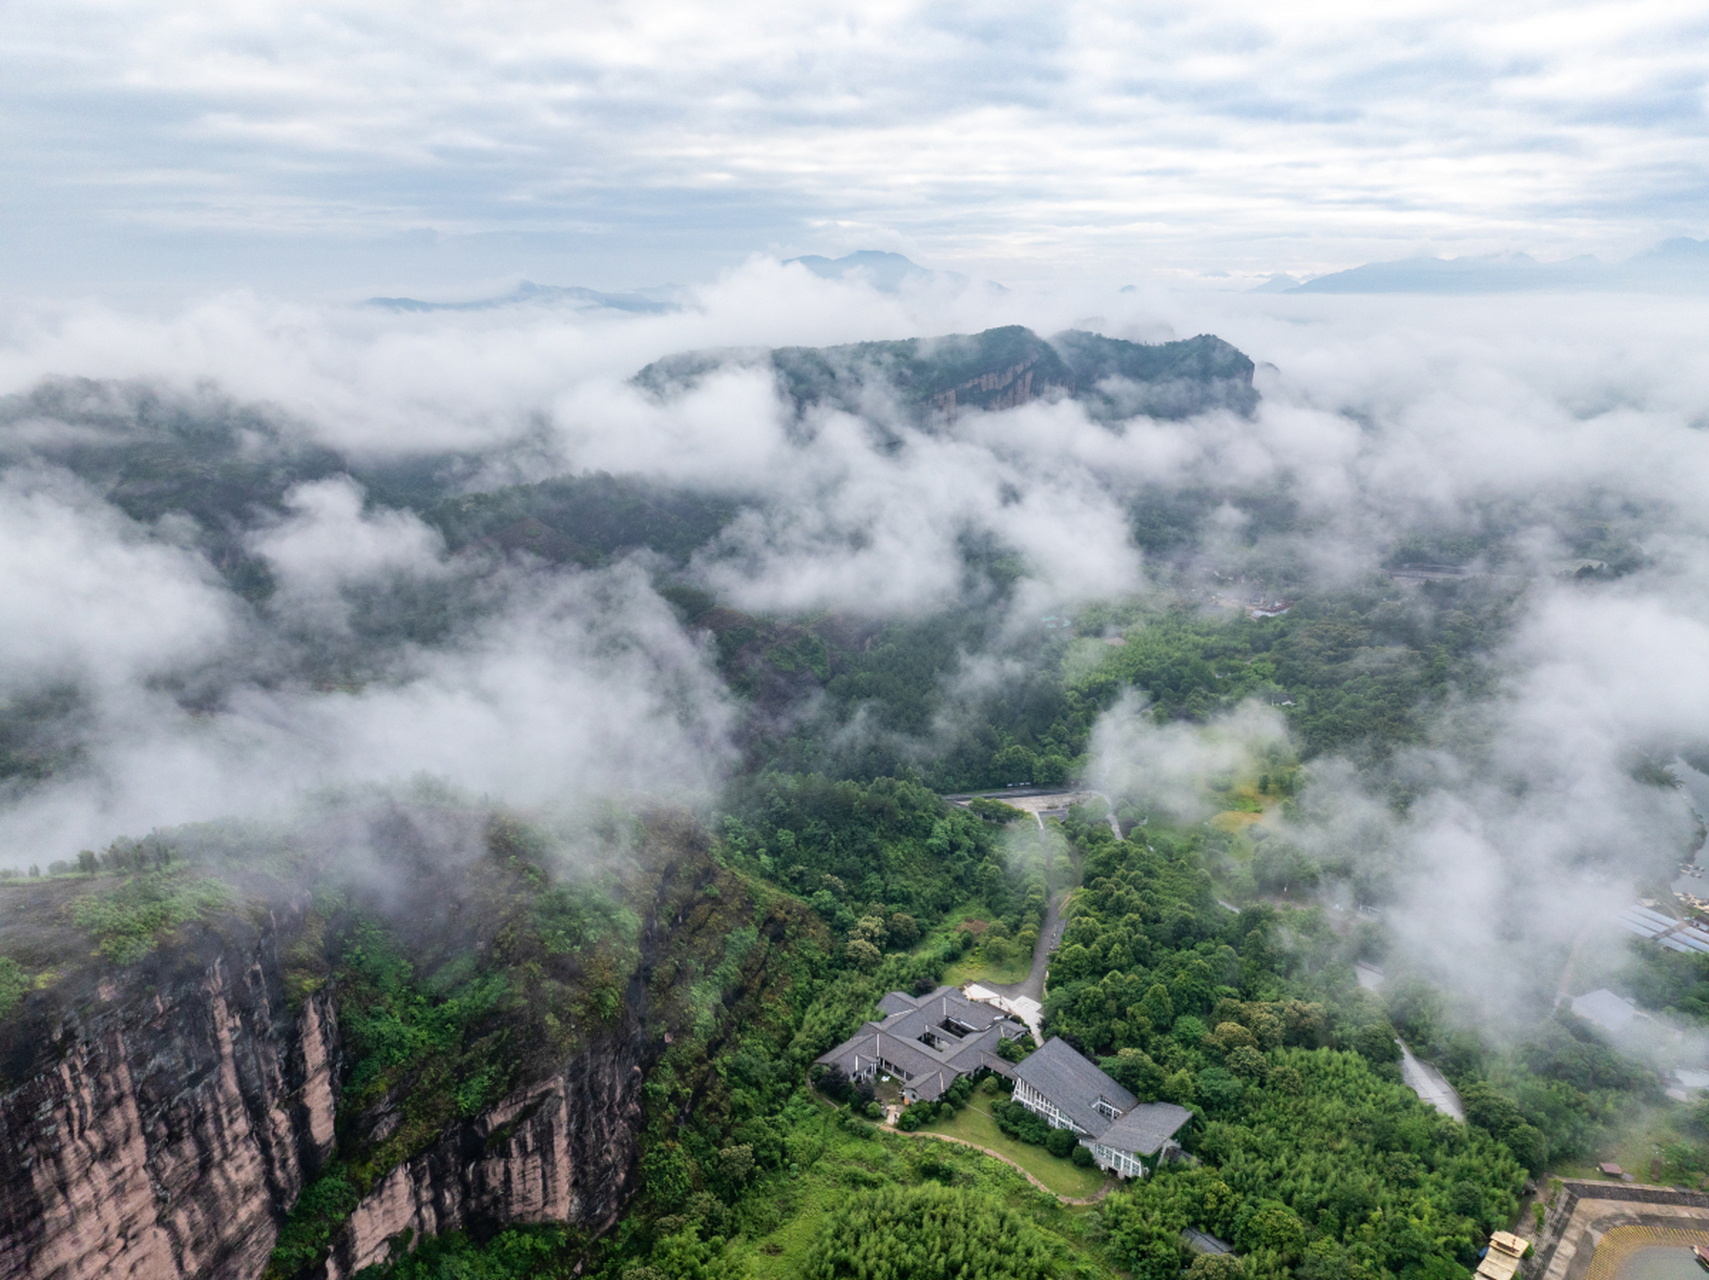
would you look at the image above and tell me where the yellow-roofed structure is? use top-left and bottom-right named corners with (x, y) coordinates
top-left (1475, 1231), bottom-right (1529, 1280)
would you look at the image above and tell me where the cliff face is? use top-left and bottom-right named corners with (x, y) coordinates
top-left (0, 914), bottom-right (341, 1280)
top-left (321, 1042), bottom-right (646, 1278)
top-left (0, 811), bottom-right (793, 1280)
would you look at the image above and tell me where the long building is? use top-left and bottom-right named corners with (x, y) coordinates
top-left (1012, 1037), bottom-right (1193, 1178)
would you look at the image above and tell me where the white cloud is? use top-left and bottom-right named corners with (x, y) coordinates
top-left (249, 475), bottom-right (447, 627)
top-left (1, 2), bottom-right (1704, 297)
top-left (0, 471), bottom-right (232, 691)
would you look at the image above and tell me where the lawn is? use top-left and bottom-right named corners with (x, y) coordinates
top-left (927, 900), bottom-right (1035, 987)
top-left (919, 1101), bottom-right (1110, 1199)
top-left (943, 949), bottom-right (1032, 986)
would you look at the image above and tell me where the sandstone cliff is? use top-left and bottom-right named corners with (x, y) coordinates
top-left (0, 911), bottom-right (340, 1280)
top-left (319, 1044), bottom-right (645, 1278)
top-left (0, 809), bottom-right (786, 1280)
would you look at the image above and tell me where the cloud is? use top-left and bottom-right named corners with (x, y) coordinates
top-left (7, 267), bottom-right (1709, 1048)
top-left (0, 469), bottom-right (233, 691)
top-left (2, 2), bottom-right (1706, 297)
top-left (248, 475), bottom-right (448, 628)
top-left (0, 555), bottom-right (735, 862)
top-left (1090, 693), bottom-right (1289, 825)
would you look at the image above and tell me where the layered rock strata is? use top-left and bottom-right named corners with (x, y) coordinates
top-left (322, 1046), bottom-right (646, 1278)
top-left (0, 918), bottom-right (340, 1280)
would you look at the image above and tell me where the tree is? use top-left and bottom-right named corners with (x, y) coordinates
top-left (888, 913), bottom-right (920, 947)
top-left (714, 1145), bottom-right (754, 1202)
top-left (844, 939), bottom-right (882, 971)
top-left (1353, 1023), bottom-right (1400, 1064)
top-left (1140, 983), bottom-right (1175, 1030)
top-left (1226, 1046), bottom-right (1269, 1082)
top-left (1161, 1069), bottom-right (1196, 1105)
top-left (1187, 1255), bottom-right (1246, 1280)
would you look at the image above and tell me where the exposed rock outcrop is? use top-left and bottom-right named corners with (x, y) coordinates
top-left (322, 1046), bottom-right (646, 1278)
top-left (0, 915), bottom-right (341, 1280)
top-left (0, 811), bottom-right (795, 1280)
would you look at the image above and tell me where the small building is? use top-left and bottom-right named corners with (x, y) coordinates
top-left (1474, 1231), bottom-right (1528, 1280)
top-left (1011, 1037), bottom-right (1192, 1178)
top-left (814, 986), bottom-right (1025, 1102)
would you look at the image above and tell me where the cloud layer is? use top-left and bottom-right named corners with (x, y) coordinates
top-left (3, 1), bottom-right (1706, 296)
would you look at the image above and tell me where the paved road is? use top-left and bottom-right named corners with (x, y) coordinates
top-left (983, 887), bottom-right (1066, 1007)
top-left (1397, 1038), bottom-right (1465, 1121)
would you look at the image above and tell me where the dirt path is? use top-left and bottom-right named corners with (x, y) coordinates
top-left (883, 1123), bottom-right (1116, 1205)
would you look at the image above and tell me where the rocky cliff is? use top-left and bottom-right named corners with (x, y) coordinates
top-left (319, 1041), bottom-right (646, 1278)
top-left (0, 910), bottom-right (341, 1280)
top-left (0, 809), bottom-right (795, 1280)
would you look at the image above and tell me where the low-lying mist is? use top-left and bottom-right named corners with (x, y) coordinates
top-left (5, 263), bottom-right (1709, 1034)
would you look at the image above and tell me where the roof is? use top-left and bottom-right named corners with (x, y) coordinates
top-left (1097, 1102), bottom-right (1193, 1156)
top-left (1571, 989), bottom-right (1638, 1033)
top-left (1012, 1037), bottom-right (1137, 1136)
top-left (1474, 1231), bottom-right (1527, 1280)
top-left (876, 991), bottom-right (918, 1017)
top-left (814, 987), bottom-right (1025, 1100)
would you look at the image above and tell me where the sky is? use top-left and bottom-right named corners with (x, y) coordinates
top-left (5, 0), bottom-right (1708, 300)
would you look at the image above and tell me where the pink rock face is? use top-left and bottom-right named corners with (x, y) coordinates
top-left (0, 919), bottom-right (341, 1280)
top-left (324, 1050), bottom-right (647, 1279)
top-left (0, 913), bottom-right (655, 1280)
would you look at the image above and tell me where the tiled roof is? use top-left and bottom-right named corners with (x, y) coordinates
top-left (814, 987), bottom-right (1025, 1100)
top-left (1012, 1037), bottom-right (1137, 1137)
top-left (1097, 1102), bottom-right (1192, 1155)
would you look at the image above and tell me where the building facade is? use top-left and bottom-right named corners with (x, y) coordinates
top-left (1010, 1036), bottom-right (1192, 1177)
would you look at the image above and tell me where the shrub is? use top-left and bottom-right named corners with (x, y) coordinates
top-left (1070, 1144), bottom-right (1095, 1169)
top-left (1045, 1127), bottom-right (1076, 1158)
top-left (72, 870), bottom-right (232, 964)
top-left (0, 957), bottom-right (27, 1020)
top-left (802, 1184), bottom-right (1067, 1280)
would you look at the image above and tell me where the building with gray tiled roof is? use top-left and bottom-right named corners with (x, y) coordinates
top-left (1012, 1036), bottom-right (1192, 1178)
top-left (814, 986), bottom-right (1025, 1102)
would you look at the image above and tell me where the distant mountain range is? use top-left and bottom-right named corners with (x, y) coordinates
top-left (366, 281), bottom-right (680, 314)
top-left (365, 252), bottom-right (992, 313)
top-left (781, 249), bottom-right (982, 292)
top-left (1270, 237), bottom-right (1709, 294)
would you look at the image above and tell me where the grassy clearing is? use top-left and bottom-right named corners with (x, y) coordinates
top-left (734, 1102), bottom-right (1114, 1279)
top-left (922, 899), bottom-right (1035, 987)
top-left (920, 1103), bottom-right (1109, 1199)
top-left (944, 950), bottom-right (1033, 986)
top-left (1552, 1103), bottom-right (1709, 1188)
top-left (1209, 811), bottom-right (1264, 834)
